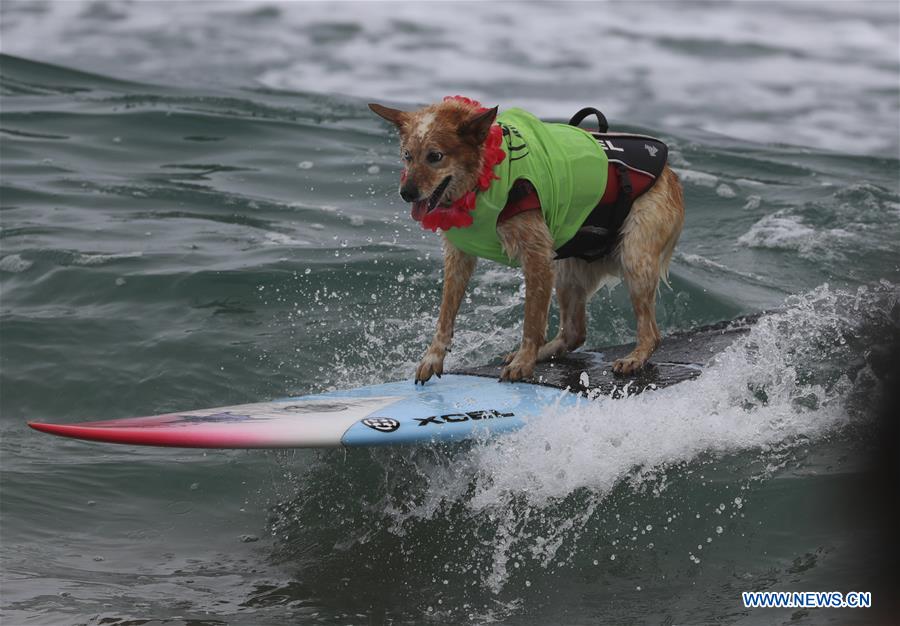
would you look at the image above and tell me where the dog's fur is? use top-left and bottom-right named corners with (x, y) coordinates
top-left (369, 99), bottom-right (684, 382)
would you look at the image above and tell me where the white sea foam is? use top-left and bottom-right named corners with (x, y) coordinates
top-left (0, 254), bottom-right (33, 273)
top-left (674, 169), bottom-right (718, 188)
top-left (71, 251), bottom-right (143, 265)
top-left (739, 213), bottom-right (816, 248)
top-left (261, 232), bottom-right (309, 246)
top-left (715, 183), bottom-right (736, 198)
top-left (737, 211), bottom-right (858, 260)
top-left (742, 195), bottom-right (762, 210)
top-left (674, 252), bottom-right (767, 283)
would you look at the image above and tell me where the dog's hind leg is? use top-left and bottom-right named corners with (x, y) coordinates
top-left (535, 256), bottom-right (620, 362)
top-left (613, 256), bottom-right (661, 375)
top-left (536, 258), bottom-right (588, 361)
top-left (613, 167), bottom-right (684, 375)
top-left (536, 284), bottom-right (586, 361)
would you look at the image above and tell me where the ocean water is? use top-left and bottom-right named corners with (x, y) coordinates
top-left (1, 2), bottom-right (899, 625)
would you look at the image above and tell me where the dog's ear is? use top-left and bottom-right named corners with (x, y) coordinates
top-left (368, 103), bottom-right (408, 129)
top-left (458, 106), bottom-right (498, 144)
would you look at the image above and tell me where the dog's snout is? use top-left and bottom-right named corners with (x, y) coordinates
top-left (399, 183), bottom-right (419, 203)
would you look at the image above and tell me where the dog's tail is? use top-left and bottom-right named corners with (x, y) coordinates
top-left (659, 232), bottom-right (677, 289)
top-left (657, 167), bottom-right (684, 290)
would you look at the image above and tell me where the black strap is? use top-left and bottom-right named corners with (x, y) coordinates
top-left (581, 164), bottom-right (632, 261)
top-left (568, 107), bottom-right (609, 133)
top-left (554, 162), bottom-right (633, 262)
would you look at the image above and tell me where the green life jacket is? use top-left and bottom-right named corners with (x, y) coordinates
top-left (443, 108), bottom-right (608, 266)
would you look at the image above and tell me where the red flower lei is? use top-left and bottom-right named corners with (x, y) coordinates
top-left (417, 96), bottom-right (506, 232)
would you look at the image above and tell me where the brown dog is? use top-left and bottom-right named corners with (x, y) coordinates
top-left (369, 98), bottom-right (684, 383)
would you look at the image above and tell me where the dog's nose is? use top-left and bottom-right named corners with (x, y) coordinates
top-left (399, 183), bottom-right (419, 203)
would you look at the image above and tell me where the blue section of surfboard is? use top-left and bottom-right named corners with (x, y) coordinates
top-left (27, 316), bottom-right (755, 448)
top-left (332, 374), bottom-right (580, 446)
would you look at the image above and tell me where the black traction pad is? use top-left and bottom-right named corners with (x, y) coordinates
top-left (454, 314), bottom-right (760, 397)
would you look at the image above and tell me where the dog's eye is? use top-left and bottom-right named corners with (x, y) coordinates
top-left (402, 150), bottom-right (412, 162)
top-left (427, 151), bottom-right (443, 163)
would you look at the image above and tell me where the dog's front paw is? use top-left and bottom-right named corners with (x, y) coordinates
top-left (612, 353), bottom-right (648, 376)
top-left (415, 349), bottom-right (445, 385)
top-left (500, 353), bottom-right (536, 382)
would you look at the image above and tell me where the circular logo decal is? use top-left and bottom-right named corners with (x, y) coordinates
top-left (362, 417), bottom-right (400, 433)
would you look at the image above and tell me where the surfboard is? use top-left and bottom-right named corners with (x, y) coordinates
top-left (27, 316), bottom-right (756, 449)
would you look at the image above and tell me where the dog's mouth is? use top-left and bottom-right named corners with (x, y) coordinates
top-left (411, 176), bottom-right (452, 222)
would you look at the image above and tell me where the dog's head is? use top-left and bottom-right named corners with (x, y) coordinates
top-left (368, 98), bottom-right (498, 229)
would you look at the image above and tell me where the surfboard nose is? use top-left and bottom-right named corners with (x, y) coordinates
top-left (28, 421), bottom-right (60, 435)
top-left (28, 421), bottom-right (116, 442)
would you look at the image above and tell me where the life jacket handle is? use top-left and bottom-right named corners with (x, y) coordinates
top-left (568, 107), bottom-right (609, 133)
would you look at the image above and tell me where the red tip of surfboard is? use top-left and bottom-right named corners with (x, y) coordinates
top-left (28, 421), bottom-right (62, 435)
top-left (28, 420), bottom-right (166, 446)
top-left (27, 420), bottom-right (256, 448)
top-left (28, 421), bottom-right (114, 441)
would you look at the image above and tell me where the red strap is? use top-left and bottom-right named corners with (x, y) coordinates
top-left (497, 179), bottom-right (542, 223)
top-left (496, 166), bottom-right (656, 225)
